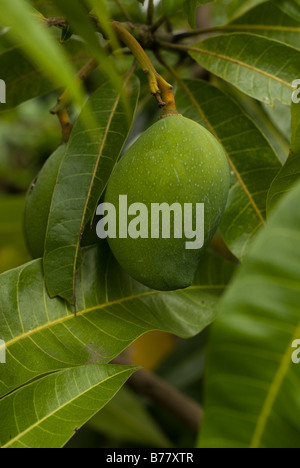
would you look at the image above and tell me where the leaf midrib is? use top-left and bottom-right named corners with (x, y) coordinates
top-left (250, 320), bottom-right (300, 448)
top-left (224, 25), bottom-right (300, 33)
top-left (3, 284), bottom-right (226, 349)
top-left (1, 366), bottom-right (134, 448)
top-left (72, 73), bottom-right (133, 304)
top-left (189, 43), bottom-right (294, 90)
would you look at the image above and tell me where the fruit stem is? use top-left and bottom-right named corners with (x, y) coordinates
top-left (112, 21), bottom-right (178, 113)
top-left (57, 108), bottom-right (73, 143)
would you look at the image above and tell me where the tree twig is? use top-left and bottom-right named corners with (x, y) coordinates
top-left (147, 0), bottom-right (154, 25)
top-left (150, 14), bottom-right (167, 33)
top-left (112, 355), bottom-right (202, 433)
top-left (112, 21), bottom-right (178, 113)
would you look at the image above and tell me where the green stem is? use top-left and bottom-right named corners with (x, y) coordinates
top-left (112, 21), bottom-right (178, 113)
top-left (150, 14), bottom-right (167, 33)
top-left (147, 0), bottom-right (154, 25)
top-left (173, 25), bottom-right (225, 41)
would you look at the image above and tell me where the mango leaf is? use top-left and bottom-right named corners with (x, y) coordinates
top-left (50, 0), bottom-right (123, 99)
top-left (163, 0), bottom-right (187, 16)
top-left (44, 76), bottom-right (140, 304)
top-left (183, 0), bottom-right (215, 28)
top-left (88, 387), bottom-right (173, 447)
top-left (188, 33), bottom-right (300, 105)
top-left (267, 102), bottom-right (300, 212)
top-left (227, 2), bottom-right (300, 50)
top-left (175, 79), bottom-right (281, 259)
top-left (212, 0), bottom-right (267, 25)
top-left (0, 243), bottom-right (235, 399)
top-left (198, 178), bottom-right (300, 448)
top-left (0, 38), bottom-right (89, 111)
top-left (0, 364), bottom-right (138, 448)
top-left (30, 0), bottom-right (61, 16)
top-left (0, 196), bottom-right (30, 273)
top-left (272, 0), bottom-right (300, 22)
top-left (0, 0), bottom-right (86, 110)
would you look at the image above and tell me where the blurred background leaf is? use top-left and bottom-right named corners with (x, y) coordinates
top-left (272, 0), bottom-right (300, 22)
top-left (84, 387), bottom-right (173, 448)
top-left (0, 196), bottom-right (30, 273)
top-left (0, 34), bottom-right (90, 112)
top-left (199, 179), bottom-right (300, 448)
top-left (267, 102), bottom-right (300, 212)
top-left (0, 0), bottom-right (86, 109)
top-left (0, 364), bottom-right (138, 448)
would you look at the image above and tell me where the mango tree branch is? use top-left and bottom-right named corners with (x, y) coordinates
top-left (112, 355), bottom-right (202, 432)
top-left (150, 14), bottom-right (167, 33)
top-left (57, 108), bottom-right (73, 143)
top-left (147, 0), bottom-right (154, 25)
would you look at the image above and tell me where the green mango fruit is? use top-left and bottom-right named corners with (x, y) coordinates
top-left (103, 115), bottom-right (230, 291)
top-left (24, 144), bottom-right (99, 259)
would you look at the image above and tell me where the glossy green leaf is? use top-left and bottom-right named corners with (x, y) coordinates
top-left (267, 102), bottom-right (300, 212)
top-left (212, 0), bottom-right (266, 25)
top-left (0, 196), bottom-right (30, 273)
top-left (272, 0), bottom-right (300, 22)
top-left (88, 387), bottom-right (172, 447)
top-left (227, 2), bottom-right (300, 50)
top-left (199, 179), bottom-right (300, 448)
top-left (0, 364), bottom-right (138, 448)
top-left (189, 33), bottom-right (300, 105)
top-left (0, 0), bottom-right (86, 110)
top-left (44, 76), bottom-right (140, 304)
top-left (0, 38), bottom-right (89, 111)
top-left (175, 79), bottom-right (281, 259)
top-left (0, 243), bottom-right (235, 399)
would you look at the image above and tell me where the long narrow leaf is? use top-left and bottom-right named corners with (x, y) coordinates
top-left (199, 179), bottom-right (300, 448)
top-left (267, 102), bottom-right (300, 211)
top-left (0, 244), bottom-right (235, 399)
top-left (189, 33), bottom-right (300, 105)
top-left (0, 364), bottom-right (138, 448)
top-left (50, 0), bottom-right (123, 101)
top-left (0, 36), bottom-right (89, 111)
top-left (0, 0), bottom-right (86, 109)
top-left (227, 2), bottom-right (300, 50)
top-left (44, 76), bottom-right (140, 304)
